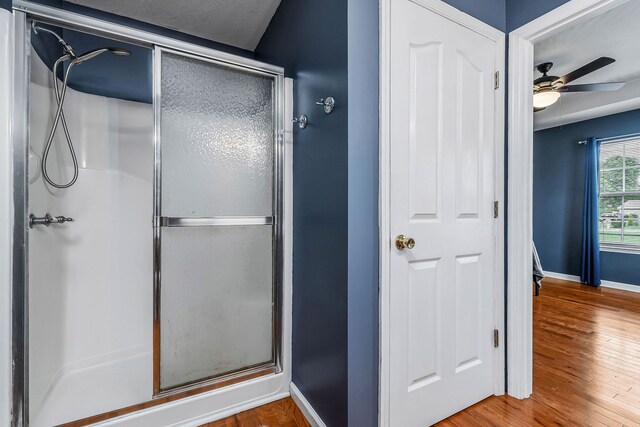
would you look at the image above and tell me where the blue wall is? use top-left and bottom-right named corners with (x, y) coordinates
top-left (31, 23), bottom-right (152, 104)
top-left (444, 0), bottom-right (506, 31)
top-left (0, 0), bottom-right (10, 11)
top-left (256, 2), bottom-right (349, 426)
top-left (61, 29), bottom-right (151, 103)
top-left (506, 0), bottom-right (570, 31)
top-left (258, 1), bottom-right (509, 426)
top-left (30, 22), bottom-right (63, 71)
top-left (347, 0), bottom-right (379, 426)
top-left (257, 1), bottom-right (379, 425)
top-left (534, 109), bottom-right (640, 286)
top-left (29, 1), bottom-right (256, 103)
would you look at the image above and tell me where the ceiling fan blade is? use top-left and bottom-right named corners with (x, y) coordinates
top-left (556, 82), bottom-right (625, 92)
top-left (553, 57), bottom-right (616, 86)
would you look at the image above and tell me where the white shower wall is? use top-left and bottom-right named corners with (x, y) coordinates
top-left (28, 51), bottom-right (154, 426)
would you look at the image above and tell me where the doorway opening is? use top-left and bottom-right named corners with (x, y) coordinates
top-left (508, 0), bottom-right (640, 421)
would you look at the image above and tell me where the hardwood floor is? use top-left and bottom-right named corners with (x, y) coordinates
top-left (199, 397), bottom-right (310, 427)
top-left (438, 277), bottom-right (640, 426)
top-left (201, 278), bottom-right (640, 426)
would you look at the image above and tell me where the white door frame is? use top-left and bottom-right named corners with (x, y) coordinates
top-left (507, 0), bottom-right (630, 399)
top-left (379, 1), bottom-right (505, 424)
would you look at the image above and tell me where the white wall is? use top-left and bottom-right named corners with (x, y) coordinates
top-left (28, 51), bottom-right (154, 425)
top-left (0, 8), bottom-right (13, 427)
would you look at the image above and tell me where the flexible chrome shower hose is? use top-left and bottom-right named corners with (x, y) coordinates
top-left (41, 56), bottom-right (79, 189)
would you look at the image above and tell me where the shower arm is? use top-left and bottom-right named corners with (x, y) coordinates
top-left (32, 23), bottom-right (77, 59)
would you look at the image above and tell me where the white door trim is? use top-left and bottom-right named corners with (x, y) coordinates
top-left (507, 0), bottom-right (630, 400)
top-left (379, 1), bottom-right (505, 424)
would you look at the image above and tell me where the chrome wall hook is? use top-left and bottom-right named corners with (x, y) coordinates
top-left (315, 97), bottom-right (335, 114)
top-left (292, 115), bottom-right (308, 129)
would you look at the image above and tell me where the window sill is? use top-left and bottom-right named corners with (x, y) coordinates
top-left (600, 244), bottom-right (640, 255)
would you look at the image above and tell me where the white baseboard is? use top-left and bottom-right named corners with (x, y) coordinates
top-left (171, 391), bottom-right (290, 427)
top-left (289, 383), bottom-right (326, 427)
top-left (544, 271), bottom-right (640, 293)
top-left (543, 271), bottom-right (581, 282)
top-left (601, 280), bottom-right (640, 293)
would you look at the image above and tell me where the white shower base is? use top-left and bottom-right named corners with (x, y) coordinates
top-left (31, 350), bottom-right (151, 426)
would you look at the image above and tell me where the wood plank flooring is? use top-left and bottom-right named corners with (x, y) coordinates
top-left (199, 397), bottom-right (310, 427)
top-left (201, 278), bottom-right (640, 426)
top-left (438, 277), bottom-right (640, 426)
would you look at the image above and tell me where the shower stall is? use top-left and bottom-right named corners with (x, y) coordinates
top-left (11, 3), bottom-right (292, 426)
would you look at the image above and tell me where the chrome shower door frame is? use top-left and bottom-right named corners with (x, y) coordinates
top-left (11, 10), bottom-right (31, 427)
top-left (10, 2), bottom-right (286, 425)
top-left (152, 46), bottom-right (285, 397)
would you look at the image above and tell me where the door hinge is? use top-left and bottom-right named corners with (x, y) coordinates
top-left (494, 71), bottom-right (500, 89)
top-left (493, 201), bottom-right (499, 218)
top-left (493, 329), bottom-right (499, 348)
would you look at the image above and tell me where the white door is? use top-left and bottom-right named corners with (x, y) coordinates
top-left (389, 1), bottom-right (499, 425)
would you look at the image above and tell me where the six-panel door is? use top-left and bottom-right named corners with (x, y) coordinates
top-left (389, 1), bottom-right (498, 425)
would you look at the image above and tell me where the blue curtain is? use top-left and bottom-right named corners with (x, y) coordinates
top-left (581, 137), bottom-right (601, 286)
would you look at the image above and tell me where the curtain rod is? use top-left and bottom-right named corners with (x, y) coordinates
top-left (578, 132), bottom-right (640, 145)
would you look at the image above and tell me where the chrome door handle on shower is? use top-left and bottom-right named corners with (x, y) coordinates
top-left (29, 213), bottom-right (74, 228)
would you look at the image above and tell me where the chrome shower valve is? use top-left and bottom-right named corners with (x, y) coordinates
top-left (29, 213), bottom-right (74, 228)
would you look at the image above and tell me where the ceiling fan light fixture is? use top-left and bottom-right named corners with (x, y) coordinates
top-left (533, 90), bottom-right (561, 109)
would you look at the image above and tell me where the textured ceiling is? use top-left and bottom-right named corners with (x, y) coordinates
top-left (534, 0), bottom-right (640, 128)
top-left (65, 0), bottom-right (281, 51)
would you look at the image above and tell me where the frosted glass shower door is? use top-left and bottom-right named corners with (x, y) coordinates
top-left (154, 48), bottom-right (282, 394)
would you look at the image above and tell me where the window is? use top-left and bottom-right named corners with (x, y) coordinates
top-left (599, 138), bottom-right (640, 250)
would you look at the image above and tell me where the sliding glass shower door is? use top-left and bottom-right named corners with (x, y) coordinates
top-left (154, 48), bottom-right (282, 394)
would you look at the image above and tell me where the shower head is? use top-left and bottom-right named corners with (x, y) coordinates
top-left (73, 47), bottom-right (132, 64)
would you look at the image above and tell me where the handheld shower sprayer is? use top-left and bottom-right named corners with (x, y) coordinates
top-left (73, 47), bottom-right (131, 64)
top-left (32, 23), bottom-right (132, 188)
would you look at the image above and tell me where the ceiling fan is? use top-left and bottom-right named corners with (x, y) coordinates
top-left (533, 57), bottom-right (625, 112)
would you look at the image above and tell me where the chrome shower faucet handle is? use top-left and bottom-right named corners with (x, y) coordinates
top-left (29, 213), bottom-right (75, 228)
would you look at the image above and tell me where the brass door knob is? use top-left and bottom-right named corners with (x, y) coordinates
top-left (395, 234), bottom-right (415, 250)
